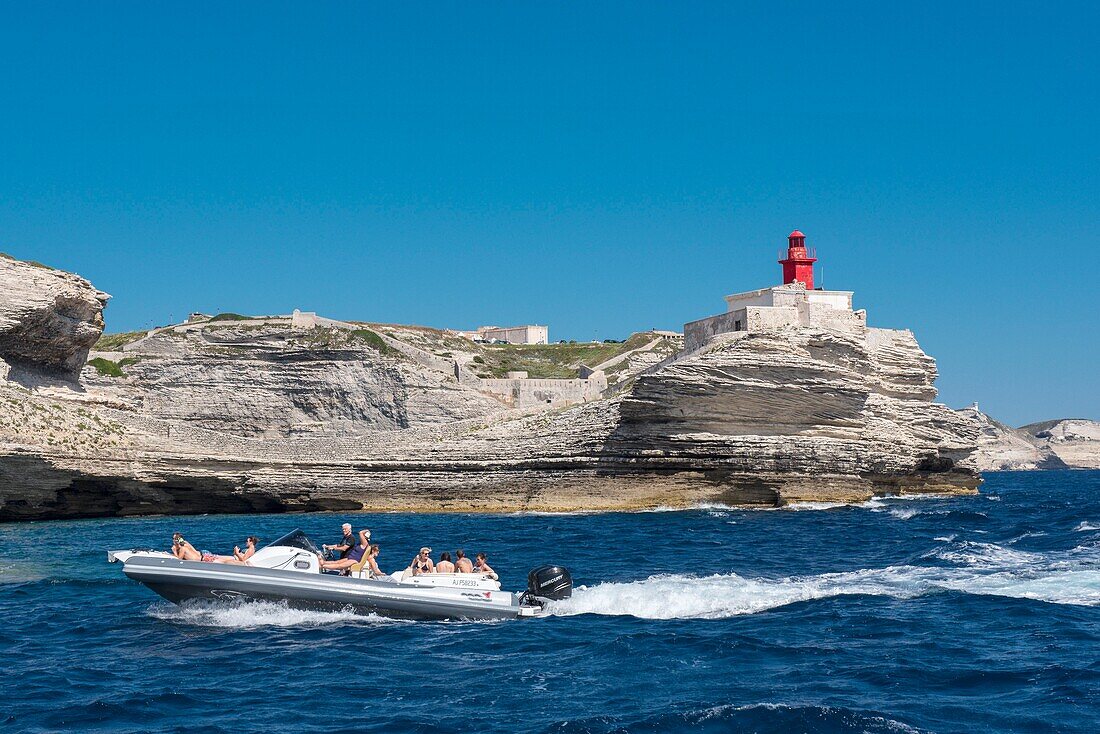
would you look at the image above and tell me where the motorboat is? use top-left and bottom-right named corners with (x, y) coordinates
top-left (107, 529), bottom-right (572, 621)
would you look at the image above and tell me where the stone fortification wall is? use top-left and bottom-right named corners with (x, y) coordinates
top-left (748, 305), bottom-right (800, 331)
top-left (479, 373), bottom-right (607, 408)
top-left (684, 312), bottom-right (742, 352)
top-left (684, 306), bottom-right (804, 351)
top-left (797, 301), bottom-right (866, 331)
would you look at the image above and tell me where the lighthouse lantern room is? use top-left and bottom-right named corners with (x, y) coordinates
top-left (779, 230), bottom-right (817, 289)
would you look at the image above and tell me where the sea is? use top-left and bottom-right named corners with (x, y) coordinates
top-left (1, 471), bottom-right (1098, 733)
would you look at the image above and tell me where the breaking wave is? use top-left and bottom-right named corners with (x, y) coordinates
top-left (550, 540), bottom-right (1100, 619)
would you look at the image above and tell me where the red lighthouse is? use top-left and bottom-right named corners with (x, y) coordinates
top-left (779, 230), bottom-right (817, 289)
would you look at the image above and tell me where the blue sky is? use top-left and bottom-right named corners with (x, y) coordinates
top-left (0, 2), bottom-right (1096, 426)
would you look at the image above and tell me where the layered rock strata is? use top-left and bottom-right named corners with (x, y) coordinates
top-left (0, 255), bottom-right (981, 520)
top-left (0, 255), bottom-right (110, 377)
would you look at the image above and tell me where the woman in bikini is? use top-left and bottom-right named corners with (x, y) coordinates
top-left (473, 552), bottom-right (498, 581)
top-left (410, 547), bottom-right (435, 575)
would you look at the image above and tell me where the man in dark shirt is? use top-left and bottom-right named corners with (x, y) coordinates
top-left (323, 523), bottom-right (356, 559)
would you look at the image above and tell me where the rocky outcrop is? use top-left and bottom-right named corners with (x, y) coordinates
top-left (956, 408), bottom-right (1100, 471)
top-left (0, 256), bottom-right (982, 520)
top-left (97, 325), bottom-right (503, 437)
top-left (1020, 419), bottom-right (1100, 469)
top-left (0, 255), bottom-right (110, 377)
top-left (604, 327), bottom-right (978, 498)
top-left (957, 405), bottom-right (1068, 471)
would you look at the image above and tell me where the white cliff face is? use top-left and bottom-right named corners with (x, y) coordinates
top-left (85, 325), bottom-right (505, 437)
top-left (957, 406), bottom-right (1068, 471)
top-left (956, 408), bottom-right (1100, 471)
top-left (0, 254), bottom-right (983, 520)
top-left (1021, 419), bottom-right (1100, 469)
top-left (609, 327), bottom-right (977, 493)
top-left (0, 255), bottom-right (110, 377)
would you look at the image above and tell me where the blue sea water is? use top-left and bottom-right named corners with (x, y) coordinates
top-left (1, 471), bottom-right (1098, 733)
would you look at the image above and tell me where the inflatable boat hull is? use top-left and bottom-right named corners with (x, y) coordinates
top-left (120, 556), bottom-right (535, 621)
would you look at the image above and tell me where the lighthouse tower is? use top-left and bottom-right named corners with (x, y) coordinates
top-left (779, 230), bottom-right (817, 289)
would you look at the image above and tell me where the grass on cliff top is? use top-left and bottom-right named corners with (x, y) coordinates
top-left (475, 332), bottom-right (662, 378)
top-left (209, 312), bottom-right (250, 322)
top-left (0, 252), bottom-right (56, 270)
top-left (94, 330), bottom-right (147, 351)
top-left (295, 327), bottom-right (402, 358)
top-left (87, 356), bottom-right (140, 377)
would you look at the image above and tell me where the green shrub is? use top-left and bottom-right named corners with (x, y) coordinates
top-left (351, 329), bottom-right (399, 356)
top-left (88, 358), bottom-right (124, 377)
top-left (87, 356), bottom-right (140, 377)
top-left (209, 312), bottom-right (249, 322)
top-left (94, 330), bottom-right (147, 351)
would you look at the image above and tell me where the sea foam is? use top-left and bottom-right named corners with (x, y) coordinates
top-left (148, 600), bottom-right (394, 629)
top-left (549, 540), bottom-right (1100, 619)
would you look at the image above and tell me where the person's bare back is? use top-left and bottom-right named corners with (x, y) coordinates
top-left (171, 533), bottom-right (202, 561)
top-left (455, 549), bottom-right (474, 573)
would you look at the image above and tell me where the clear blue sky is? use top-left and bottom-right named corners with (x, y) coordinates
top-left (0, 2), bottom-right (1096, 426)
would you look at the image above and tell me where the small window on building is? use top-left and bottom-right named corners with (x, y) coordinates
top-left (734, 319), bottom-right (743, 331)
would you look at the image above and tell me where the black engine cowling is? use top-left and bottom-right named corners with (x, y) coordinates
top-left (527, 565), bottom-right (572, 601)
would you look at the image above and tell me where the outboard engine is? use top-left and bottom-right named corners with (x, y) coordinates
top-left (526, 565), bottom-right (572, 602)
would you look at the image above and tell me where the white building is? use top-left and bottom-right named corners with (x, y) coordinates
top-left (455, 324), bottom-right (549, 345)
top-left (682, 231), bottom-right (866, 351)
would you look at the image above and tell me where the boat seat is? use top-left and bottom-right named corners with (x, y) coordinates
top-left (349, 556), bottom-right (374, 579)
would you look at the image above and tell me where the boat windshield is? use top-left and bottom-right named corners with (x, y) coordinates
top-left (264, 529), bottom-right (321, 555)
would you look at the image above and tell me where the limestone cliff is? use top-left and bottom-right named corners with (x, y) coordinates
top-left (957, 406), bottom-right (1068, 471)
top-left (1020, 419), bottom-right (1100, 469)
top-left (603, 327), bottom-right (978, 499)
top-left (0, 255), bottom-right (981, 520)
top-left (957, 408), bottom-right (1100, 471)
top-left (0, 254), bottom-right (109, 377)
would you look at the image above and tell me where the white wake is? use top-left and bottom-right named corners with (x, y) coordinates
top-left (148, 600), bottom-right (396, 629)
top-left (549, 541), bottom-right (1100, 619)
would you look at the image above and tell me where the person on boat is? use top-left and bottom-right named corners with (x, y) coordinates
top-left (233, 536), bottom-right (259, 563)
top-left (410, 547), bottom-right (435, 575)
top-left (318, 529), bottom-right (370, 572)
top-left (171, 533), bottom-right (204, 561)
top-left (171, 533), bottom-right (242, 564)
top-left (473, 552), bottom-right (498, 580)
top-left (454, 549), bottom-right (474, 573)
top-left (322, 523), bottom-right (358, 559)
top-left (436, 551), bottom-right (455, 573)
top-left (364, 545), bottom-right (383, 578)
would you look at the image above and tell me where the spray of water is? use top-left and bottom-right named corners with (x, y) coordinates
top-left (549, 540), bottom-right (1100, 619)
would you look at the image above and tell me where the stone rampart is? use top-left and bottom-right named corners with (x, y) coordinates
top-left (478, 373), bottom-right (607, 408)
